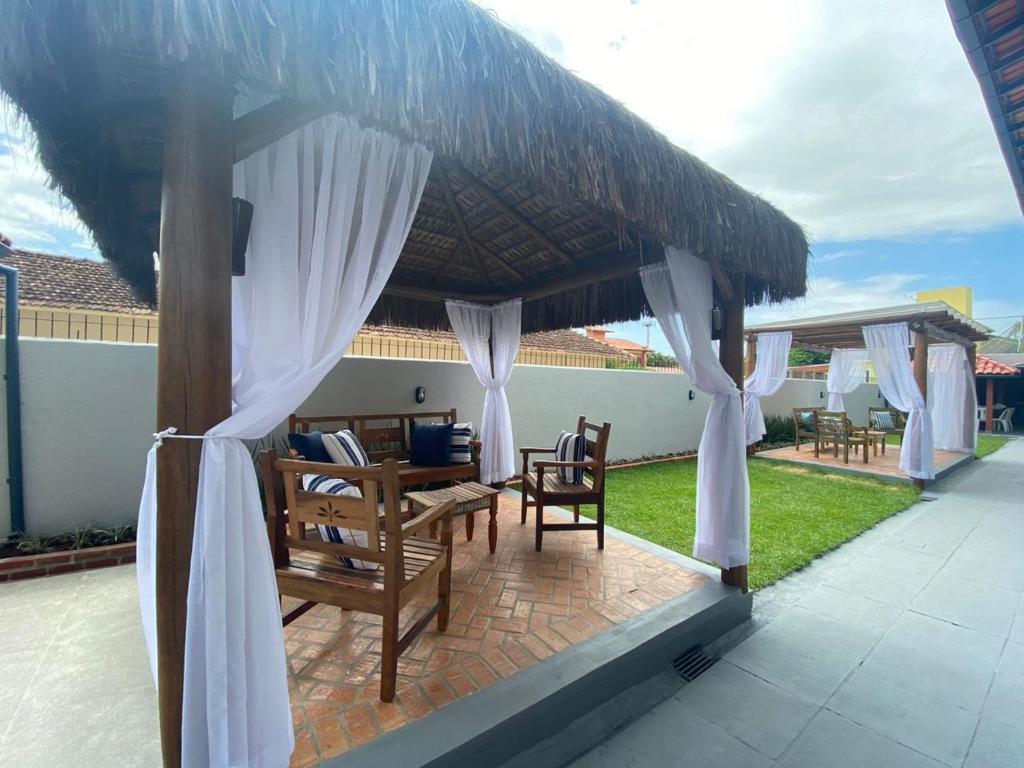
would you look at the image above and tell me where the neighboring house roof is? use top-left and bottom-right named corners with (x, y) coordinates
top-left (978, 336), bottom-right (1023, 354)
top-left (987, 352), bottom-right (1024, 367)
top-left (602, 337), bottom-right (649, 353)
top-left (360, 324), bottom-right (620, 357)
top-left (977, 353), bottom-right (1023, 376)
top-left (0, 248), bottom-right (156, 314)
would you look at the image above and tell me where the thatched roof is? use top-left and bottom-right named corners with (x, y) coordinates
top-left (0, 0), bottom-right (808, 332)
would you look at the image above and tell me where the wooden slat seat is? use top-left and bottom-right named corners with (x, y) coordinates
top-left (521, 416), bottom-right (611, 551)
top-left (523, 471), bottom-right (594, 496)
top-left (261, 453), bottom-right (454, 702)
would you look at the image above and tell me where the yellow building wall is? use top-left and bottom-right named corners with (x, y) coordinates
top-left (917, 287), bottom-right (973, 318)
top-left (1, 306), bottom-right (159, 344)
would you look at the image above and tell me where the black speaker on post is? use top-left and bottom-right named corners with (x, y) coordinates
top-left (232, 197), bottom-right (254, 277)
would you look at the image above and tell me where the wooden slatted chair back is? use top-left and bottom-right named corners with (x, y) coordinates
top-left (575, 416), bottom-right (612, 493)
top-left (289, 409), bottom-right (459, 463)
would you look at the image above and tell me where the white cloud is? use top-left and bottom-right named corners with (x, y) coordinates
top-left (0, 107), bottom-right (99, 257)
top-left (482, 0), bottom-right (1020, 241)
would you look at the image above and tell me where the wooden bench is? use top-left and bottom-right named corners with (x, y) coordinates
top-left (520, 417), bottom-right (611, 551)
top-left (868, 406), bottom-right (906, 447)
top-left (792, 407), bottom-right (820, 451)
top-left (260, 452), bottom-right (454, 703)
top-left (289, 409), bottom-right (480, 487)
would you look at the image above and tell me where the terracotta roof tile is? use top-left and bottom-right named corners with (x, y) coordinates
top-left (0, 249), bottom-right (155, 314)
top-left (361, 325), bottom-right (619, 356)
top-left (976, 354), bottom-right (1021, 375)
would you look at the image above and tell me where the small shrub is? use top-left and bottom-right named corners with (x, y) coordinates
top-left (16, 535), bottom-right (51, 555)
top-left (761, 414), bottom-right (794, 446)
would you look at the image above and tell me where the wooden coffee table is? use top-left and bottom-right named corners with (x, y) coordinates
top-left (866, 429), bottom-right (887, 456)
top-left (404, 482), bottom-right (500, 553)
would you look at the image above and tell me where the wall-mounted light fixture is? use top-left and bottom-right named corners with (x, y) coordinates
top-left (819, 390), bottom-right (825, 399)
top-left (415, 386), bottom-right (426, 404)
top-left (231, 197), bottom-right (254, 276)
top-left (710, 306), bottom-right (723, 341)
top-left (688, 389), bottom-right (696, 401)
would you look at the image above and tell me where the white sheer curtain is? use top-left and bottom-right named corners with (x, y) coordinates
top-left (826, 348), bottom-right (869, 412)
top-left (928, 344), bottom-right (977, 452)
top-left (136, 115), bottom-right (432, 768)
top-left (863, 322), bottom-right (934, 480)
top-left (743, 331), bottom-right (792, 445)
top-left (640, 247), bottom-right (749, 569)
top-left (445, 299), bottom-right (521, 484)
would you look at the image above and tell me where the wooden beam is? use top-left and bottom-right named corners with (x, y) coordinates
top-left (156, 62), bottom-right (234, 766)
top-left (384, 250), bottom-right (644, 305)
top-left (792, 341), bottom-right (831, 354)
top-left (985, 377), bottom-right (995, 433)
top-left (233, 98), bottom-right (336, 163)
top-left (718, 271), bottom-right (749, 593)
top-left (709, 259), bottom-right (735, 303)
top-left (744, 334), bottom-right (757, 379)
top-left (908, 318), bottom-right (973, 348)
top-left (435, 169), bottom-right (524, 284)
top-left (912, 330), bottom-right (928, 489)
top-left (966, 344), bottom-right (978, 446)
top-left (445, 163), bottom-right (577, 267)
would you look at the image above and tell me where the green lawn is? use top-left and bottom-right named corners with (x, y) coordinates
top-left (885, 432), bottom-right (1009, 459)
top-left (603, 459), bottom-right (920, 591)
top-left (976, 434), bottom-right (1009, 459)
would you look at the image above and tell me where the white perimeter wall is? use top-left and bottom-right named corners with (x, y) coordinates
top-left (758, 379), bottom-right (882, 427)
top-left (0, 339), bottom-right (879, 537)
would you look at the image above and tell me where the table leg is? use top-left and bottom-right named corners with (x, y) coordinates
top-left (488, 496), bottom-right (498, 554)
top-left (466, 509), bottom-right (475, 541)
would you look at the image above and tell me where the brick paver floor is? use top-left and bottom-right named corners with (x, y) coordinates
top-left (286, 492), bottom-right (707, 766)
top-left (757, 443), bottom-right (964, 481)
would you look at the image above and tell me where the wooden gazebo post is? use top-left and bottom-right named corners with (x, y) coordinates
top-left (912, 329), bottom-right (928, 489)
top-left (717, 269), bottom-right (749, 593)
top-left (155, 60), bottom-right (234, 766)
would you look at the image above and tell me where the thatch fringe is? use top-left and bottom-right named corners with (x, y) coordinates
top-left (0, 0), bottom-right (807, 311)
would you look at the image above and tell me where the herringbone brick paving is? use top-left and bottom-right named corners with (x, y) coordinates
top-left (286, 493), bottom-right (706, 766)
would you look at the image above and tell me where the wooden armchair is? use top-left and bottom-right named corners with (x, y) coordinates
top-left (792, 408), bottom-right (820, 451)
top-left (868, 406), bottom-right (906, 447)
top-left (815, 411), bottom-right (869, 464)
top-left (520, 417), bottom-right (611, 551)
top-left (260, 452), bottom-right (454, 703)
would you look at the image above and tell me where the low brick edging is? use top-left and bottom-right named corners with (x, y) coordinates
top-left (0, 542), bottom-right (136, 582)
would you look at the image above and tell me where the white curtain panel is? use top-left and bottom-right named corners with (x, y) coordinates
top-left (826, 348), bottom-right (870, 412)
top-left (137, 115), bottom-right (432, 768)
top-left (445, 298), bottom-right (522, 484)
top-left (928, 344), bottom-right (977, 452)
top-left (863, 322), bottom-right (934, 479)
top-left (743, 331), bottom-right (793, 444)
top-left (640, 247), bottom-right (750, 569)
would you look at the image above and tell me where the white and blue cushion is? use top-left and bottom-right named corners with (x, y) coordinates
top-left (871, 410), bottom-right (896, 430)
top-left (554, 431), bottom-right (587, 484)
top-left (321, 429), bottom-right (370, 467)
top-left (301, 473), bottom-right (377, 570)
top-left (450, 422), bottom-right (474, 464)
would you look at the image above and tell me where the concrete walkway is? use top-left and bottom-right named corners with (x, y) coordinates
top-left (571, 439), bottom-right (1024, 768)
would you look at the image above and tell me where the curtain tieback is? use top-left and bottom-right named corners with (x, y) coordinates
top-left (152, 426), bottom-right (226, 448)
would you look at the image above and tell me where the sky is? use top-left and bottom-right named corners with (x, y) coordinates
top-left (1, 0), bottom-right (1022, 351)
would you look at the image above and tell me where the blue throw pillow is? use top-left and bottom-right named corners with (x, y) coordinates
top-left (287, 431), bottom-right (332, 463)
top-left (410, 421), bottom-right (455, 467)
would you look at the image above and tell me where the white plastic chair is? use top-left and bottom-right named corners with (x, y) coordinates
top-left (994, 407), bottom-right (1015, 433)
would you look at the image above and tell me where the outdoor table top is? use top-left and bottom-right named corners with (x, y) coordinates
top-left (404, 481), bottom-right (499, 508)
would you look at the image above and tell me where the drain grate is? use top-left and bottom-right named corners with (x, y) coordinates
top-left (920, 495), bottom-right (938, 502)
top-left (673, 646), bottom-right (716, 682)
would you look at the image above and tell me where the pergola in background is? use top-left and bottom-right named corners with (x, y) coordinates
top-left (747, 302), bottom-right (991, 484)
top-left (0, 1), bottom-right (809, 764)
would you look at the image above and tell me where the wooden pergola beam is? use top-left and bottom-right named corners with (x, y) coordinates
top-left (445, 163), bottom-right (577, 267)
top-left (718, 270), bottom-right (749, 593)
top-left (384, 249), bottom-right (644, 305)
top-left (233, 98), bottom-right (336, 163)
top-left (435, 169), bottom-right (523, 284)
top-left (709, 259), bottom-right (735, 303)
top-left (908, 318), bottom-right (973, 348)
top-left (156, 62), bottom-right (234, 766)
top-left (912, 329), bottom-right (928, 489)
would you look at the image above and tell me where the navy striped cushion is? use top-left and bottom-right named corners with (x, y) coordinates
top-left (871, 411), bottom-right (896, 430)
top-left (450, 422), bottom-right (473, 464)
top-left (555, 431), bottom-right (586, 484)
top-left (301, 473), bottom-right (377, 570)
top-left (322, 429), bottom-right (370, 467)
